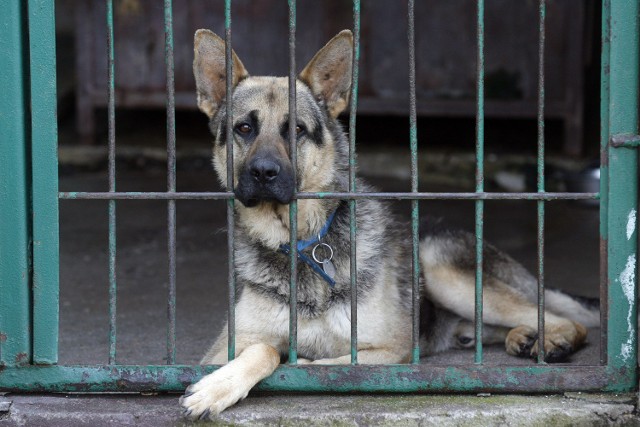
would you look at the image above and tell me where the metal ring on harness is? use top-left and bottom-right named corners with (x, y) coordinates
top-left (312, 242), bottom-right (334, 264)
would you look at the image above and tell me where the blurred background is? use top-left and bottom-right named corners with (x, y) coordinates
top-left (54, 0), bottom-right (604, 366)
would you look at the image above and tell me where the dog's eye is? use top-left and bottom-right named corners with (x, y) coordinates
top-left (296, 125), bottom-right (305, 136)
top-left (457, 336), bottom-right (473, 346)
top-left (235, 123), bottom-right (252, 135)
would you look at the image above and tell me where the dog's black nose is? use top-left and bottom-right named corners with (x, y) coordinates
top-left (250, 159), bottom-right (280, 183)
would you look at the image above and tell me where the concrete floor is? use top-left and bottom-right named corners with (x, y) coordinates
top-left (58, 166), bottom-right (601, 366)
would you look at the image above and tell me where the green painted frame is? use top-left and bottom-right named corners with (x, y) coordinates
top-left (0, 0), bottom-right (637, 393)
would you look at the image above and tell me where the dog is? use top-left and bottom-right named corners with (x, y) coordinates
top-left (179, 29), bottom-right (599, 420)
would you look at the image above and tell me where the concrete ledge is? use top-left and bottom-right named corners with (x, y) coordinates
top-left (1, 393), bottom-right (637, 426)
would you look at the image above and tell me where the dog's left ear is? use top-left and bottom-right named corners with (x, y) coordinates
top-left (299, 30), bottom-right (353, 118)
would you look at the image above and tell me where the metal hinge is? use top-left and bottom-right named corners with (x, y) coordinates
top-left (611, 134), bottom-right (640, 148)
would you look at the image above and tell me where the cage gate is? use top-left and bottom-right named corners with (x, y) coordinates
top-left (0, 0), bottom-right (638, 393)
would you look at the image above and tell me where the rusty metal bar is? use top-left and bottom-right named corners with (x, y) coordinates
top-left (163, 0), bottom-right (177, 365)
top-left (59, 192), bottom-right (599, 201)
top-left (349, 0), bottom-right (361, 366)
top-left (536, 0), bottom-right (546, 364)
top-left (106, 0), bottom-right (117, 366)
top-left (288, 0), bottom-right (298, 365)
top-left (599, 0), bottom-right (610, 365)
top-left (474, 0), bottom-right (485, 365)
top-left (224, 0), bottom-right (236, 362)
top-left (606, 0), bottom-right (638, 376)
top-left (0, 364), bottom-right (629, 393)
top-left (407, 0), bottom-right (420, 365)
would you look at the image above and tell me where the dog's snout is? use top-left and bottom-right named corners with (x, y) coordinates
top-left (250, 159), bottom-right (280, 183)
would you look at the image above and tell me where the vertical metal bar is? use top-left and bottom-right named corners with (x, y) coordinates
top-left (599, 0), bottom-right (611, 365)
top-left (164, 0), bottom-right (177, 365)
top-left (28, 0), bottom-right (59, 365)
top-left (287, 0), bottom-right (298, 365)
top-left (349, 0), bottom-right (361, 365)
top-left (474, 0), bottom-right (485, 365)
top-left (106, 0), bottom-right (117, 366)
top-left (0, 0), bottom-right (32, 367)
top-left (606, 0), bottom-right (638, 386)
top-left (536, 0), bottom-right (546, 364)
top-left (224, 0), bottom-right (236, 362)
top-left (407, 0), bottom-right (420, 365)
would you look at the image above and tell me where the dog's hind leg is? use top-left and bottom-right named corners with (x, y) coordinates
top-left (180, 342), bottom-right (280, 420)
top-left (423, 265), bottom-right (587, 362)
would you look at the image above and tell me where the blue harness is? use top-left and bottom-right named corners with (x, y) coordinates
top-left (278, 209), bottom-right (338, 287)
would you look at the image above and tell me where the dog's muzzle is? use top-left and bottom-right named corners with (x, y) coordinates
top-left (235, 157), bottom-right (295, 207)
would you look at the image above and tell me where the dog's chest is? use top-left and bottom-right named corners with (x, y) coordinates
top-left (237, 287), bottom-right (352, 358)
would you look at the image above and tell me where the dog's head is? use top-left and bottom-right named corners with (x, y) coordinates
top-left (193, 29), bottom-right (353, 208)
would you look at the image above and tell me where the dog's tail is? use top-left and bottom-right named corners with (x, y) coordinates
top-left (545, 289), bottom-right (600, 328)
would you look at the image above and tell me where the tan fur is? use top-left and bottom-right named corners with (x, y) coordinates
top-left (193, 29), bottom-right (248, 118)
top-left (421, 244), bottom-right (588, 362)
top-left (179, 343), bottom-right (279, 418)
top-left (183, 27), bottom-right (594, 421)
top-left (299, 30), bottom-right (353, 118)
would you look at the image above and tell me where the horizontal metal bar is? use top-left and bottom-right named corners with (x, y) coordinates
top-left (0, 364), bottom-right (632, 393)
top-left (59, 192), bottom-right (599, 201)
top-left (610, 133), bottom-right (640, 148)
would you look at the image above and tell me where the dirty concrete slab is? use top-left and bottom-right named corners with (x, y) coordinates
top-left (1, 393), bottom-right (637, 426)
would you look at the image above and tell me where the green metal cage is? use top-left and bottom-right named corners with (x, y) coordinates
top-left (0, 0), bottom-right (637, 393)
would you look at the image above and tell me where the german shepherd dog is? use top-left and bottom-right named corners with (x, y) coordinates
top-left (180, 29), bottom-right (599, 420)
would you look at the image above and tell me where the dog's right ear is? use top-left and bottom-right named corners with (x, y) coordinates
top-left (299, 30), bottom-right (353, 118)
top-left (193, 29), bottom-right (248, 118)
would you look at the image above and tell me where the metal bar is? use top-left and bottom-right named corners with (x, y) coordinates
top-left (0, 0), bottom-right (32, 367)
top-left (349, 0), bottom-right (361, 366)
top-left (28, 0), bottom-right (59, 365)
top-left (474, 0), bottom-right (485, 365)
top-left (606, 0), bottom-right (638, 377)
top-left (407, 0), bottom-right (420, 365)
top-left (536, 0), bottom-right (546, 364)
top-left (59, 192), bottom-right (600, 201)
top-left (287, 0), bottom-right (298, 365)
top-left (610, 134), bottom-right (640, 148)
top-left (599, 0), bottom-right (611, 365)
top-left (164, 0), bottom-right (177, 366)
top-left (224, 0), bottom-right (236, 362)
top-left (106, 0), bottom-right (117, 366)
top-left (0, 364), bottom-right (630, 393)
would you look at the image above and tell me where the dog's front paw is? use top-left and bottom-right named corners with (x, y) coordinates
top-left (179, 366), bottom-right (250, 421)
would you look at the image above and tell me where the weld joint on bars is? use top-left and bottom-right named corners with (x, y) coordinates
top-left (611, 134), bottom-right (640, 148)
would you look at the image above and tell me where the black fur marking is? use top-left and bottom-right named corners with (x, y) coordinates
top-left (542, 342), bottom-right (572, 363)
top-left (234, 110), bottom-right (260, 144)
top-left (516, 333), bottom-right (538, 357)
top-left (278, 113), bottom-right (325, 146)
top-left (310, 117), bottom-right (325, 146)
top-left (218, 117), bottom-right (228, 147)
top-left (199, 409), bottom-right (211, 421)
top-left (279, 114), bottom-right (306, 143)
